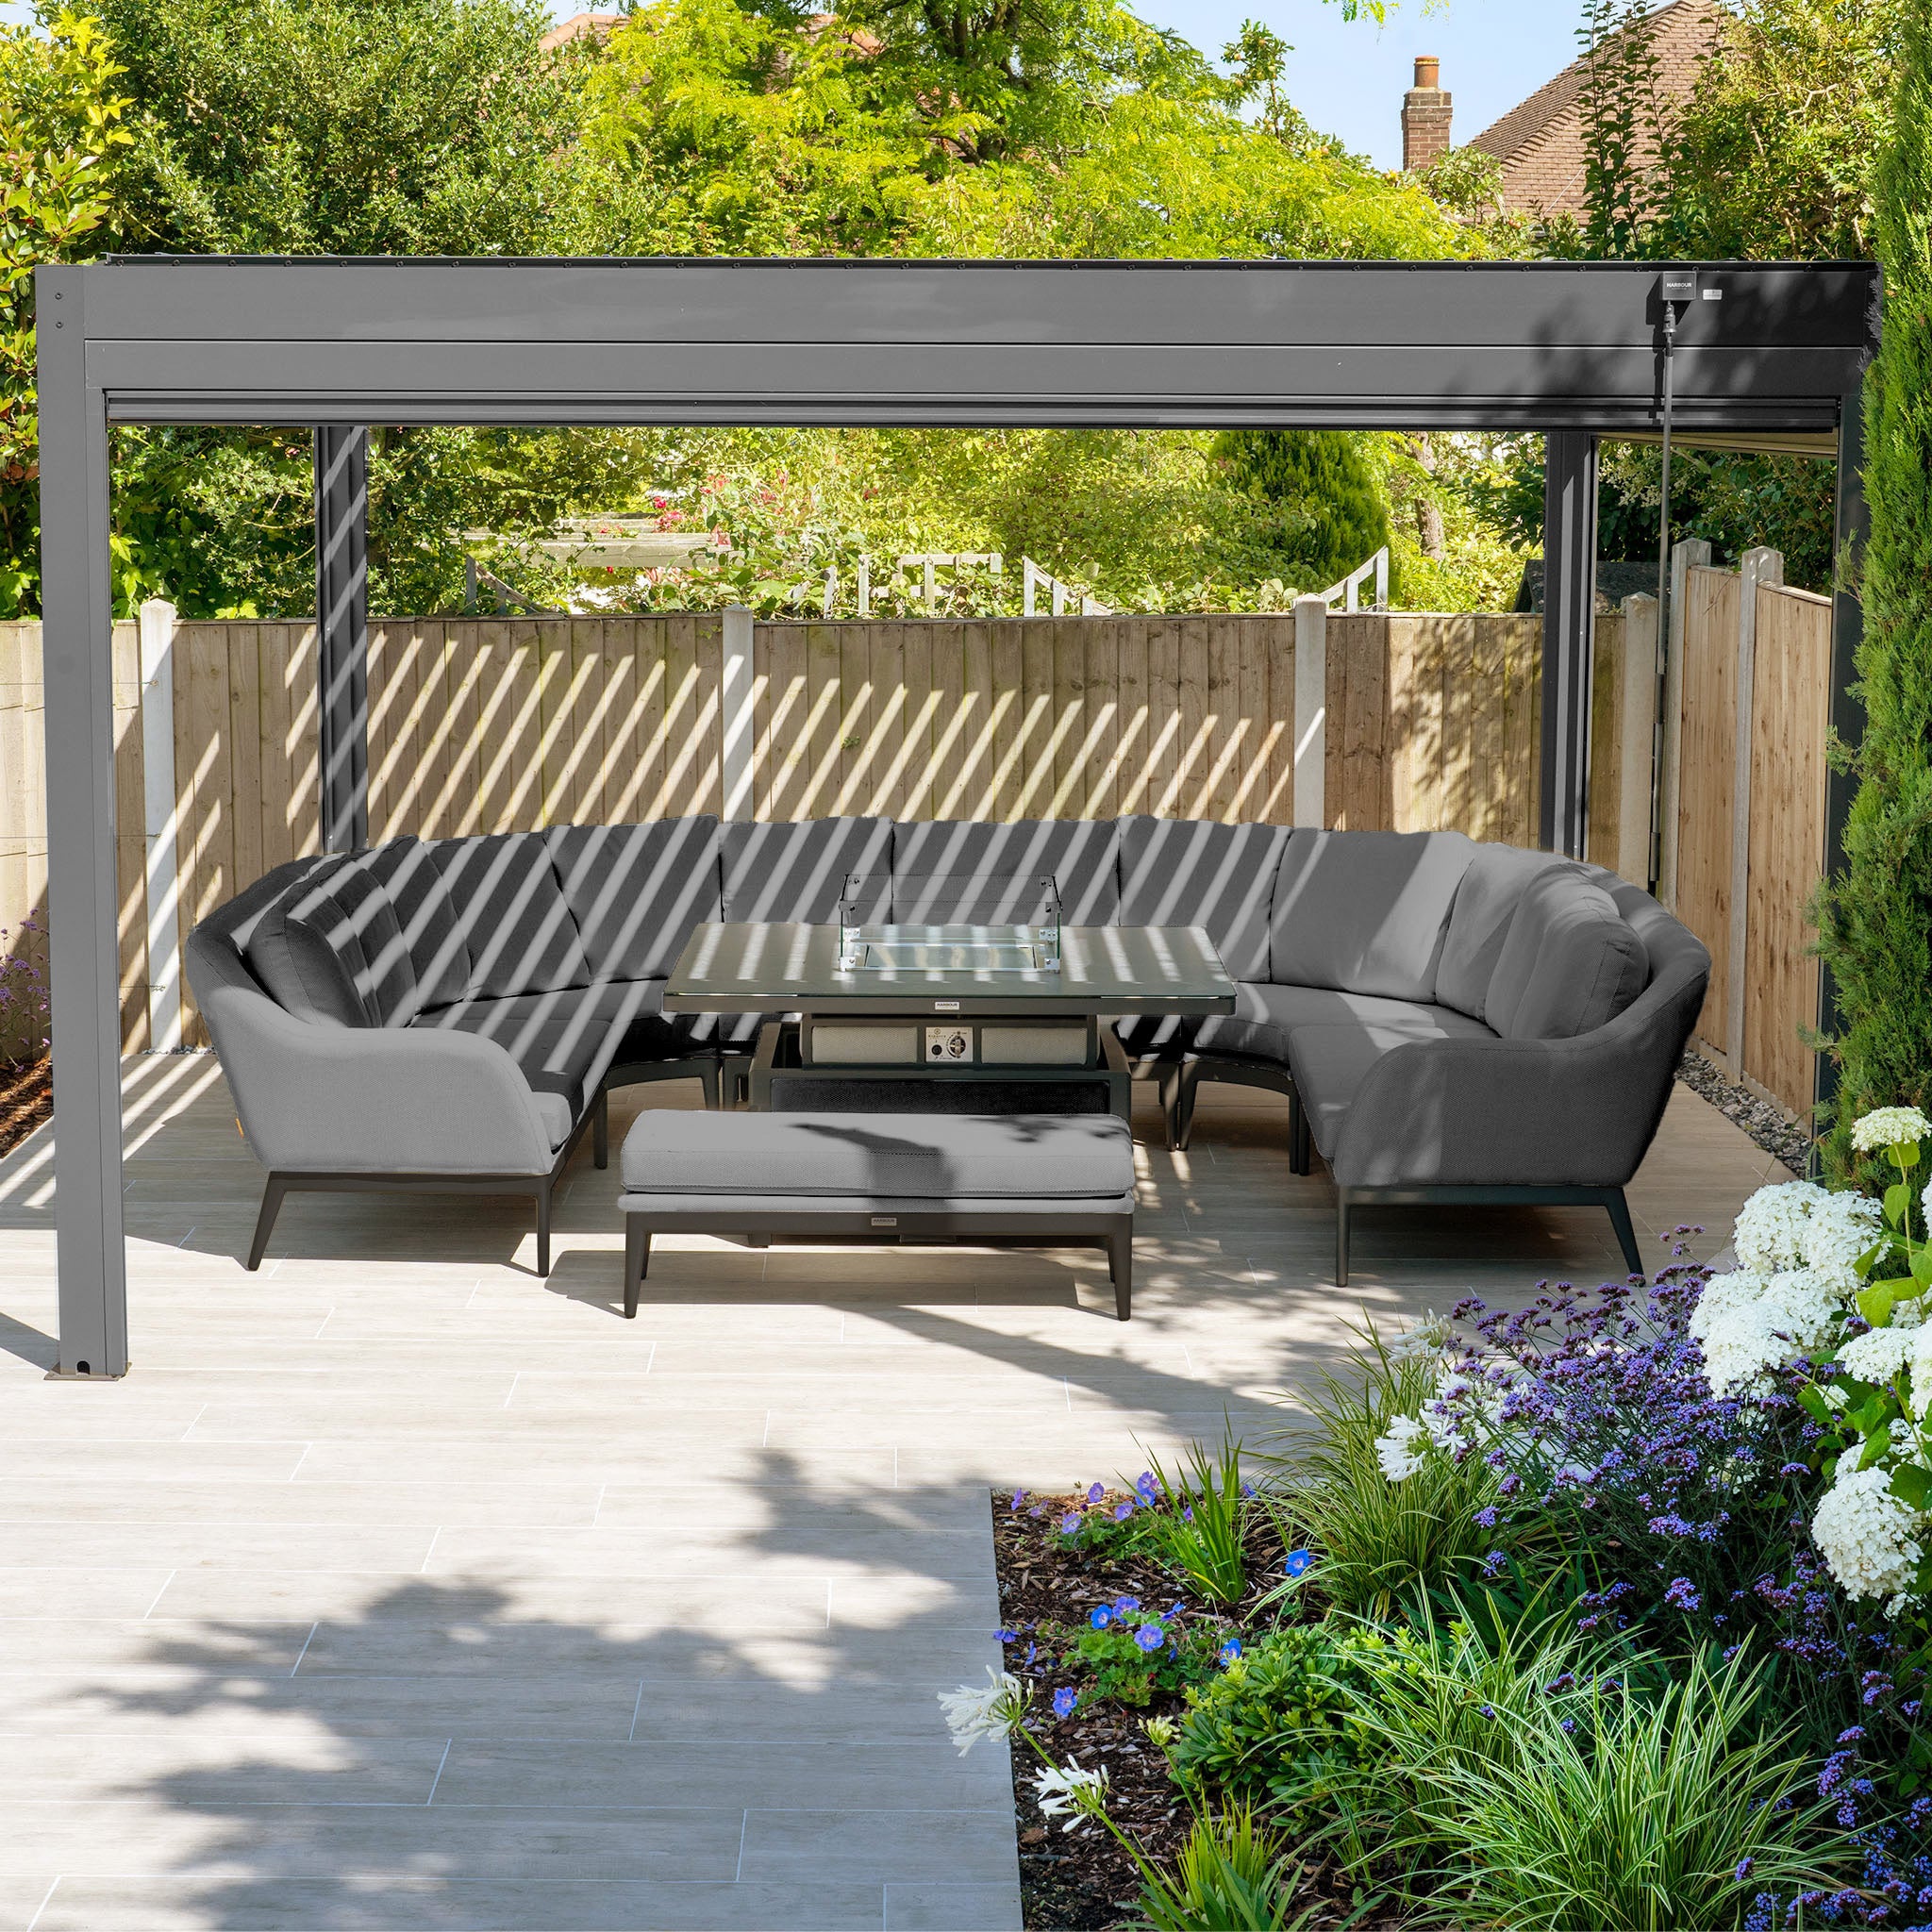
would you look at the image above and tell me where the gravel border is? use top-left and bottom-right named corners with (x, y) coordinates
top-left (1675, 1046), bottom-right (1811, 1175)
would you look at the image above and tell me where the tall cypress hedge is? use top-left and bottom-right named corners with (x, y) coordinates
top-left (1815, 5), bottom-right (1932, 1174)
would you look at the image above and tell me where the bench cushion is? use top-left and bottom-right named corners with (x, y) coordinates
top-left (1487, 868), bottom-right (1649, 1041)
top-left (1271, 829), bottom-right (1474, 1000)
top-left (620, 1110), bottom-right (1134, 1200)
top-left (545, 818), bottom-right (722, 981)
top-left (1194, 980), bottom-right (1492, 1064)
top-left (722, 817), bottom-right (892, 924)
top-left (1118, 817), bottom-right (1290, 981)
top-left (1436, 845), bottom-right (1574, 1022)
top-left (430, 832), bottom-right (592, 1001)
top-left (892, 820), bottom-right (1122, 926)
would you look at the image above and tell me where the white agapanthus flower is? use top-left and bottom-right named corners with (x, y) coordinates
top-left (1851, 1107), bottom-right (1932, 1155)
top-left (1838, 1325), bottom-right (1915, 1385)
top-left (939, 1669), bottom-right (1031, 1756)
top-left (1811, 1463), bottom-right (1924, 1605)
top-left (1733, 1182), bottom-right (1829, 1275)
top-left (1691, 1268), bottom-right (1844, 1396)
top-left (1032, 1758), bottom-right (1109, 1833)
top-left (1375, 1412), bottom-right (1428, 1482)
top-left (1802, 1191), bottom-right (1885, 1293)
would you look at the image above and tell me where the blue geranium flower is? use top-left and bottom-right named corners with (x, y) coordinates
top-left (1283, 1549), bottom-right (1315, 1578)
top-left (1135, 1624), bottom-right (1164, 1652)
top-left (993, 1627), bottom-right (1017, 1643)
top-left (1112, 1501), bottom-right (1135, 1522)
top-left (1052, 1687), bottom-right (1078, 1718)
top-left (1220, 1638), bottom-right (1242, 1664)
top-left (1086, 1482), bottom-right (1106, 1506)
top-left (1135, 1471), bottom-right (1160, 1503)
top-left (1112, 1595), bottom-right (1141, 1616)
top-left (1060, 1512), bottom-right (1082, 1535)
top-left (1090, 1606), bottom-right (1112, 1629)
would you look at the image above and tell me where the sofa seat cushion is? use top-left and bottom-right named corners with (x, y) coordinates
top-left (1285, 1021), bottom-right (1471, 1158)
top-left (1271, 828), bottom-right (1474, 1000)
top-left (1118, 817), bottom-right (1291, 981)
top-left (892, 819), bottom-right (1123, 926)
top-left (429, 832), bottom-right (592, 999)
top-left (1436, 845), bottom-right (1577, 1021)
top-left (545, 818), bottom-right (722, 981)
top-left (1487, 869), bottom-right (1650, 1041)
top-left (1194, 980), bottom-right (1493, 1065)
top-left (412, 979), bottom-right (666, 1145)
top-left (620, 1109), bottom-right (1134, 1200)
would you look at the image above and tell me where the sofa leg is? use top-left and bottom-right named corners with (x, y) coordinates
top-left (1335, 1192), bottom-right (1351, 1287)
top-left (534, 1182), bottom-right (552, 1278)
top-left (246, 1174), bottom-right (289, 1272)
top-left (1605, 1189), bottom-right (1642, 1276)
top-left (624, 1218), bottom-right (649, 1318)
top-left (1290, 1091), bottom-right (1311, 1177)
top-left (1106, 1225), bottom-right (1133, 1322)
top-left (592, 1091), bottom-right (609, 1171)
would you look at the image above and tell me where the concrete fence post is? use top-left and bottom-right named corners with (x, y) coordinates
top-left (1728, 545), bottom-right (1783, 1074)
top-left (720, 605), bottom-right (756, 821)
top-left (138, 597), bottom-right (181, 1052)
top-left (1617, 593), bottom-right (1659, 885)
top-left (1657, 536), bottom-right (1711, 909)
top-left (1292, 595), bottom-right (1328, 829)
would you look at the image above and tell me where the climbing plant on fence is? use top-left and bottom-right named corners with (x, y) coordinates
top-left (1816, 5), bottom-right (1932, 1176)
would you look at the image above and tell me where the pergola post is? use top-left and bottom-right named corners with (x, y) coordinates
top-left (1815, 378), bottom-right (1871, 1130)
top-left (38, 265), bottom-right (128, 1377)
top-left (1540, 430), bottom-right (1599, 858)
top-left (314, 425), bottom-right (370, 853)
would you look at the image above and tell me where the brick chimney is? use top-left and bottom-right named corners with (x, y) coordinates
top-left (1402, 56), bottom-right (1452, 172)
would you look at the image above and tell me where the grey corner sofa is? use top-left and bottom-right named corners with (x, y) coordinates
top-left (185, 812), bottom-right (1707, 1285)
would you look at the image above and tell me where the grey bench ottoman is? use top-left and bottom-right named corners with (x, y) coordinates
top-left (618, 1110), bottom-right (1138, 1319)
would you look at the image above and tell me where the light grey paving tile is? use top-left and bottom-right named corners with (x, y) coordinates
top-left (419, 1524), bottom-right (989, 1581)
top-left (739, 1808), bottom-right (1020, 1884)
top-left (0, 1525), bottom-right (438, 1573)
top-left (0, 1569), bottom-right (176, 1619)
top-left (0, 1617), bottom-right (313, 1673)
top-left (886, 1879), bottom-right (1024, 1931)
top-left (0, 1804), bottom-right (746, 1881)
top-left (0, 1878), bottom-right (55, 1932)
top-left (32, 1874), bottom-right (889, 1931)
top-left (292, 1436), bottom-right (902, 1489)
top-left (431, 1738), bottom-right (1008, 1811)
top-left (0, 1478), bottom-right (603, 1529)
top-left (0, 1729), bottom-right (449, 1805)
top-left (626, 1678), bottom-right (982, 1745)
top-left (0, 1441), bottom-right (308, 1482)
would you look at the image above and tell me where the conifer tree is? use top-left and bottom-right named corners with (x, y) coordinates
top-left (1217, 431), bottom-right (1394, 593)
top-left (1815, 3), bottom-right (1932, 1171)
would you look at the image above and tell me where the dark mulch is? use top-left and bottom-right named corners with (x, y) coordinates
top-left (0, 1058), bottom-right (50, 1160)
top-left (992, 1487), bottom-right (1391, 1932)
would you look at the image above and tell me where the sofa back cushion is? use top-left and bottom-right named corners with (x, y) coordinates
top-left (1486, 867), bottom-right (1650, 1040)
top-left (1117, 817), bottom-right (1290, 980)
top-left (245, 863), bottom-right (420, 1027)
top-left (891, 819), bottom-right (1122, 925)
top-left (1436, 844), bottom-right (1576, 1021)
top-left (359, 836), bottom-right (473, 1011)
top-left (722, 817), bottom-right (893, 924)
top-left (430, 832), bottom-right (591, 1000)
top-left (545, 817), bottom-right (722, 980)
top-left (242, 861), bottom-right (361, 1026)
top-left (1270, 829), bottom-right (1474, 1000)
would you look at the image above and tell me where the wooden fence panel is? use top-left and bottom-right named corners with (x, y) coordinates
top-left (1674, 565), bottom-right (1741, 1057)
top-left (1744, 586), bottom-right (1832, 1118)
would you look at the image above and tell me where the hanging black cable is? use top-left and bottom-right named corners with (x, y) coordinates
top-left (1648, 268), bottom-right (1697, 894)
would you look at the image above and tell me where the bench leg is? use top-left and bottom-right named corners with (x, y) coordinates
top-left (696, 1056), bottom-right (722, 1111)
top-left (1172, 1062), bottom-right (1199, 1152)
top-left (592, 1090), bottom-right (609, 1171)
top-left (534, 1181), bottom-right (552, 1278)
top-left (1605, 1188), bottom-right (1642, 1276)
top-left (246, 1174), bottom-right (290, 1272)
top-left (1107, 1225), bottom-right (1133, 1322)
top-left (624, 1218), bottom-right (650, 1319)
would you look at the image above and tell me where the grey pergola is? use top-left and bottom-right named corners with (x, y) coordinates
top-left (36, 254), bottom-right (1880, 1377)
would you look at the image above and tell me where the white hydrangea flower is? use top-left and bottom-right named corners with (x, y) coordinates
top-left (1032, 1758), bottom-right (1108, 1832)
top-left (1375, 1412), bottom-right (1428, 1482)
top-left (1733, 1182), bottom-right (1829, 1275)
top-left (1839, 1325), bottom-right (1915, 1385)
top-left (938, 1669), bottom-right (1031, 1755)
top-left (1802, 1191), bottom-right (1885, 1294)
top-left (1912, 1326), bottom-right (1932, 1422)
top-left (1851, 1107), bottom-right (1932, 1155)
top-left (1690, 1270), bottom-right (1772, 1344)
top-left (1811, 1464), bottom-right (1924, 1605)
top-left (1693, 1269), bottom-right (1845, 1397)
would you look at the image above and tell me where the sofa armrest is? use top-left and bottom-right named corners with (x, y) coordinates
top-left (193, 969), bottom-right (558, 1177)
top-left (1330, 997), bottom-right (1692, 1192)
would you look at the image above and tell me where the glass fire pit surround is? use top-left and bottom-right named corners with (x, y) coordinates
top-left (838, 872), bottom-right (1062, 974)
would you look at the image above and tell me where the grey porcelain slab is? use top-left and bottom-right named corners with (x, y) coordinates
top-left (664, 923), bottom-right (1236, 1017)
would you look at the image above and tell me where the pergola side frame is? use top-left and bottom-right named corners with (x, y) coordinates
top-left (36, 255), bottom-right (1878, 1375)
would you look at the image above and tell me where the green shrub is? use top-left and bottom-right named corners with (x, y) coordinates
top-left (1268, 1324), bottom-right (1498, 1617)
top-left (1132, 1804), bottom-right (1314, 1932)
top-left (1041, 1601), bottom-right (1231, 1709)
top-left (1814, 0), bottom-right (1932, 1170)
top-left (1167, 1623), bottom-right (1391, 1820)
top-left (1137, 1424), bottom-right (1251, 1606)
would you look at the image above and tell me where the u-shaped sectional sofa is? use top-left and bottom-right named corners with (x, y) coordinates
top-left (186, 814), bottom-right (1710, 1283)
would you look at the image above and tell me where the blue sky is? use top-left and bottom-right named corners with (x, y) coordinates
top-left (0, 0), bottom-right (1584, 175)
top-left (1141, 0), bottom-right (1586, 169)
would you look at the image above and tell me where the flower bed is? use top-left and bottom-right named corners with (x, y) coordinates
top-left (951, 1107), bottom-right (1932, 1931)
top-left (0, 1057), bottom-right (50, 1160)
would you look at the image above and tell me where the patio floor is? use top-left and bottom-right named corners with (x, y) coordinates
top-left (0, 1057), bottom-right (1792, 1931)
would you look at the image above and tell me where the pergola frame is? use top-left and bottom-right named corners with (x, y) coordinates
top-left (35, 254), bottom-right (1880, 1376)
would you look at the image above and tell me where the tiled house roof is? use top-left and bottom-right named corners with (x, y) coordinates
top-left (1466, 0), bottom-right (1726, 217)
